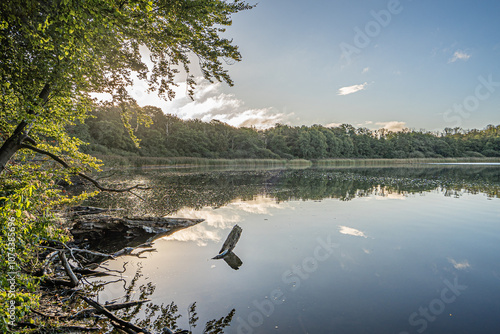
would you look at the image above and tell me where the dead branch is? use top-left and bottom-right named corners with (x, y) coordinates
top-left (70, 248), bottom-right (116, 260)
top-left (81, 296), bottom-right (152, 334)
top-left (42, 250), bottom-right (59, 276)
top-left (58, 251), bottom-right (79, 288)
top-left (67, 299), bottom-right (150, 320)
top-left (19, 144), bottom-right (150, 193)
top-left (96, 261), bottom-right (129, 274)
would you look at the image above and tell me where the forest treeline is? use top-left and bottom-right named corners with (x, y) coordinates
top-left (68, 104), bottom-right (500, 160)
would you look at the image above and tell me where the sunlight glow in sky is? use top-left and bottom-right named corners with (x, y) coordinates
top-left (133, 0), bottom-right (500, 132)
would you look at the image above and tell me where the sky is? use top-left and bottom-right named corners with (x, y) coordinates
top-left (131, 0), bottom-right (500, 132)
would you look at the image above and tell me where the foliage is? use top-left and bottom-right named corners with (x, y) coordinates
top-left (0, 1), bottom-right (251, 329)
top-left (0, 161), bottom-right (96, 332)
top-left (0, 0), bottom-right (253, 172)
top-left (70, 105), bottom-right (500, 161)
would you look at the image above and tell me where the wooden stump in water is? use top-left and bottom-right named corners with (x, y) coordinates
top-left (213, 224), bottom-right (242, 258)
top-left (212, 225), bottom-right (243, 270)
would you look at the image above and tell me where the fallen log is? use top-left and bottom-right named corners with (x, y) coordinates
top-left (71, 215), bottom-right (204, 252)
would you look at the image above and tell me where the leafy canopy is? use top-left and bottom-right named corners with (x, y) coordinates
top-left (0, 0), bottom-right (253, 162)
top-left (0, 1), bottom-right (252, 330)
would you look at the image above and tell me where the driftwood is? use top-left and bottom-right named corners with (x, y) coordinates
top-left (71, 215), bottom-right (204, 252)
top-left (42, 243), bottom-right (156, 287)
top-left (212, 225), bottom-right (243, 270)
top-left (34, 208), bottom-right (204, 333)
top-left (213, 225), bottom-right (242, 259)
top-left (43, 251), bottom-right (80, 287)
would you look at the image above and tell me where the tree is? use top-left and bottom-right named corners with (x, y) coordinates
top-left (0, 2), bottom-right (253, 329)
top-left (0, 0), bottom-right (253, 175)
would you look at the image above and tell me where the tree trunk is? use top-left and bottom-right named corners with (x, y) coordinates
top-left (0, 121), bottom-right (27, 173)
top-left (0, 84), bottom-right (50, 174)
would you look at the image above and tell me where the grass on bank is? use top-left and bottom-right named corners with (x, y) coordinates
top-left (94, 155), bottom-right (500, 169)
top-left (94, 155), bottom-right (313, 168)
top-left (313, 157), bottom-right (500, 167)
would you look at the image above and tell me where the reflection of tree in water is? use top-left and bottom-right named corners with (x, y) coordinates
top-left (78, 167), bottom-right (500, 332)
top-left (87, 264), bottom-right (235, 333)
top-left (85, 167), bottom-right (500, 216)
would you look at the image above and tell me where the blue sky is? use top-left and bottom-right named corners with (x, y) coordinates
top-left (133, 0), bottom-right (500, 131)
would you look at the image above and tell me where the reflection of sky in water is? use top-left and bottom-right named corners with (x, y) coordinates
top-left (100, 186), bottom-right (500, 333)
top-left (162, 197), bottom-right (292, 246)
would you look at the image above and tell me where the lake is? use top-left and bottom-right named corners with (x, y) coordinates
top-left (87, 165), bottom-right (500, 334)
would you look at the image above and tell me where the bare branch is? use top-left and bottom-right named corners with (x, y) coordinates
top-left (58, 251), bottom-right (79, 288)
top-left (81, 296), bottom-right (152, 334)
top-left (19, 144), bottom-right (150, 193)
top-left (67, 299), bottom-right (150, 320)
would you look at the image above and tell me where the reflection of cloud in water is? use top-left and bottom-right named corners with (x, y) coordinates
top-left (448, 258), bottom-right (470, 270)
top-left (374, 193), bottom-right (407, 200)
top-left (230, 197), bottom-right (285, 214)
top-left (162, 225), bottom-right (223, 246)
top-left (162, 196), bottom-right (288, 246)
top-left (338, 225), bottom-right (368, 238)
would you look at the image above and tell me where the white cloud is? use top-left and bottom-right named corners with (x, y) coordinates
top-left (448, 50), bottom-right (471, 63)
top-left (129, 77), bottom-right (290, 129)
top-left (338, 82), bottom-right (368, 96)
top-left (376, 121), bottom-right (407, 132)
top-left (362, 67), bottom-right (370, 74)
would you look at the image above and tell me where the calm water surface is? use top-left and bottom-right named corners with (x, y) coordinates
top-left (89, 166), bottom-right (500, 334)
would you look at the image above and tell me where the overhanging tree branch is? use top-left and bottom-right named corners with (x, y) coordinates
top-left (19, 144), bottom-right (149, 193)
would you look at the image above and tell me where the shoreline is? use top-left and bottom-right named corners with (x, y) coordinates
top-left (94, 155), bottom-right (500, 169)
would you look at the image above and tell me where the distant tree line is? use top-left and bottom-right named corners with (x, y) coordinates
top-left (67, 104), bottom-right (500, 159)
